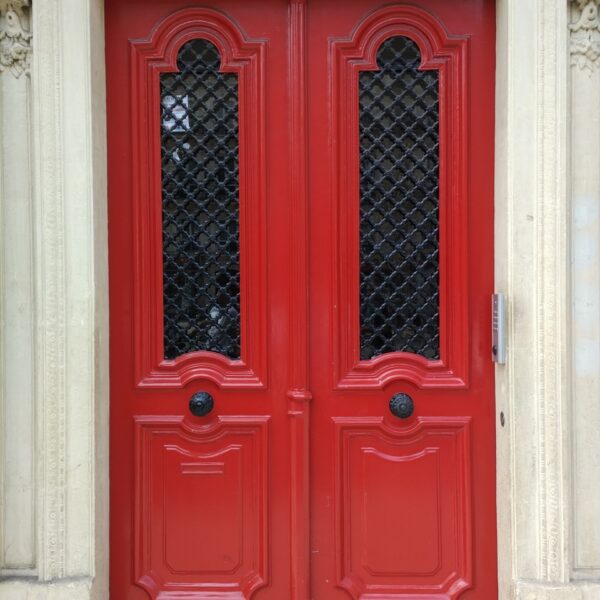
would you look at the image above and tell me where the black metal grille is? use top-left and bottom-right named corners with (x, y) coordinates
top-left (359, 36), bottom-right (440, 361)
top-left (160, 38), bottom-right (240, 360)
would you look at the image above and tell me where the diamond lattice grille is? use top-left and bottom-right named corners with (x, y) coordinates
top-left (359, 36), bottom-right (440, 361)
top-left (160, 38), bottom-right (240, 360)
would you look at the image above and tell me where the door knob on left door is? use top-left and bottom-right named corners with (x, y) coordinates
top-left (189, 391), bottom-right (214, 417)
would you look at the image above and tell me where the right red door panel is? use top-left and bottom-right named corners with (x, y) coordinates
top-left (308, 1), bottom-right (496, 598)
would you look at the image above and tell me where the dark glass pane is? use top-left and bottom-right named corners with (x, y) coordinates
top-left (160, 39), bottom-right (240, 360)
top-left (359, 36), bottom-right (440, 360)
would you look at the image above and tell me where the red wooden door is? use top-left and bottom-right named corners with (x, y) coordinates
top-left (307, 2), bottom-right (496, 597)
top-left (107, 1), bottom-right (496, 599)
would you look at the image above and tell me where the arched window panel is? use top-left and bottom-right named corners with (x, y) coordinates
top-left (160, 38), bottom-right (241, 360)
top-left (332, 6), bottom-right (468, 389)
top-left (359, 36), bottom-right (440, 361)
top-left (131, 9), bottom-right (266, 389)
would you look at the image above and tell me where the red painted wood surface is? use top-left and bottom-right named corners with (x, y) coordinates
top-left (107, 1), bottom-right (496, 598)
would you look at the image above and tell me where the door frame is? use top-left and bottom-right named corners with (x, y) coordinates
top-left (0, 1), bottom-right (576, 598)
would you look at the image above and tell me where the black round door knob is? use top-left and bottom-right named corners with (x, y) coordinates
top-left (389, 393), bottom-right (414, 419)
top-left (189, 392), bottom-right (214, 417)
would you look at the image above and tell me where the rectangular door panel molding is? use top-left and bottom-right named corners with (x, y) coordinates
top-left (333, 417), bottom-right (472, 599)
top-left (130, 7), bottom-right (268, 389)
top-left (134, 416), bottom-right (269, 598)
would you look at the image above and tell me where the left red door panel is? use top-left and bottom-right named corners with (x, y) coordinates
top-left (106, 2), bottom-right (291, 597)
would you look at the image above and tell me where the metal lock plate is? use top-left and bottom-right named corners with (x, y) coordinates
top-left (492, 293), bottom-right (507, 364)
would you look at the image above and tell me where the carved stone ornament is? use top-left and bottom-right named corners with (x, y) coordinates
top-left (0, 0), bottom-right (31, 77)
top-left (570, 0), bottom-right (600, 72)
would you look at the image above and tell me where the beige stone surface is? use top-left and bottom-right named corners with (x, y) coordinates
top-left (0, 55), bottom-right (35, 573)
top-left (0, 0), bottom-right (108, 597)
top-left (495, 1), bottom-right (571, 597)
top-left (0, 0), bottom-right (598, 598)
top-left (570, 0), bottom-right (600, 579)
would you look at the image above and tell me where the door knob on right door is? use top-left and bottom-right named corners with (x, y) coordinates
top-left (389, 393), bottom-right (414, 419)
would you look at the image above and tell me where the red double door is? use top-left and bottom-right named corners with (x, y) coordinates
top-left (107, 1), bottom-right (496, 598)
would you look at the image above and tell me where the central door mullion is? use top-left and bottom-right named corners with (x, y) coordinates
top-left (286, 1), bottom-right (312, 599)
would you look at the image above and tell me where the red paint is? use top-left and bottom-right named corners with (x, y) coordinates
top-left (107, 1), bottom-right (496, 598)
